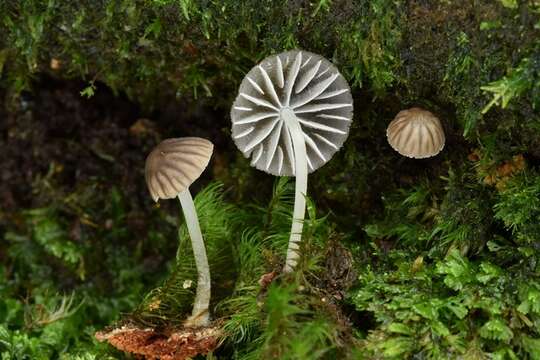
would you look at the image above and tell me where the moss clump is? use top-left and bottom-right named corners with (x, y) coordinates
top-left (353, 247), bottom-right (540, 359)
top-left (130, 183), bottom-right (237, 328)
top-left (0, 0), bottom-right (403, 106)
top-left (354, 161), bottom-right (540, 358)
top-left (215, 178), bottom-right (358, 359)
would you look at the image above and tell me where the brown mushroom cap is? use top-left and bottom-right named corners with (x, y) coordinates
top-left (386, 107), bottom-right (445, 159)
top-left (145, 137), bottom-right (213, 202)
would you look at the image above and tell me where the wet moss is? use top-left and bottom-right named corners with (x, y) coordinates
top-left (1, 0), bottom-right (540, 358)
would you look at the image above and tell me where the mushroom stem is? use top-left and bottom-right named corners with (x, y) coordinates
top-left (178, 189), bottom-right (211, 327)
top-left (281, 108), bottom-right (308, 273)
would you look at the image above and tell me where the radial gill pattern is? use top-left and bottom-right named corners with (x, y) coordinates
top-left (386, 107), bottom-right (445, 159)
top-left (231, 50), bottom-right (353, 176)
top-left (145, 137), bottom-right (214, 201)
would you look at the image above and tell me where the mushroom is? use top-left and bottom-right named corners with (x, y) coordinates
top-left (386, 107), bottom-right (445, 159)
top-left (145, 137), bottom-right (214, 327)
top-left (230, 50), bottom-right (353, 272)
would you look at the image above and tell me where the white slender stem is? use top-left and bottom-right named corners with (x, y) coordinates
top-left (178, 189), bottom-right (211, 327)
top-left (281, 108), bottom-right (308, 273)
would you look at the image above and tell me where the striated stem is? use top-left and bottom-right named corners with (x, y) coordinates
top-left (178, 189), bottom-right (211, 327)
top-left (281, 108), bottom-right (308, 273)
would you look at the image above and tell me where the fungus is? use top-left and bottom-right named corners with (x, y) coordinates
top-left (145, 137), bottom-right (214, 327)
top-left (230, 50), bottom-right (353, 272)
top-left (386, 107), bottom-right (445, 159)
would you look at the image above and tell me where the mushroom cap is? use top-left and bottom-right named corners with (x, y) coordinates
top-left (231, 50), bottom-right (353, 176)
top-left (386, 107), bottom-right (445, 159)
top-left (145, 137), bottom-right (213, 202)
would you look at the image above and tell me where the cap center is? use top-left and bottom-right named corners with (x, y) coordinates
top-left (280, 107), bottom-right (296, 125)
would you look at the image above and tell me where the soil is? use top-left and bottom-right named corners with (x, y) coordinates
top-left (0, 78), bottom-right (234, 213)
top-left (0, 77), bottom-right (243, 289)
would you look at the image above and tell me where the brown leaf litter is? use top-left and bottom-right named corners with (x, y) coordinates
top-left (95, 325), bottom-right (221, 360)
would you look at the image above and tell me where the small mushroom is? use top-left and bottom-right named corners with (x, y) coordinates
top-left (145, 137), bottom-right (213, 327)
top-left (386, 107), bottom-right (445, 159)
top-left (230, 50), bottom-right (353, 272)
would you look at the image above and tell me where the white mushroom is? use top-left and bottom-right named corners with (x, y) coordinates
top-left (230, 50), bottom-right (353, 272)
top-left (145, 137), bottom-right (213, 327)
top-left (386, 107), bottom-right (445, 159)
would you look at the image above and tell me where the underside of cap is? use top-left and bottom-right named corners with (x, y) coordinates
top-left (230, 50), bottom-right (353, 176)
top-left (145, 137), bottom-right (214, 201)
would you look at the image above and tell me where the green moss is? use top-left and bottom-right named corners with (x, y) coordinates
top-left (2, 0), bottom-right (540, 358)
top-left (336, 0), bottom-right (402, 93)
top-left (130, 183), bottom-right (236, 327)
top-left (494, 170), bottom-right (540, 244)
top-left (215, 179), bottom-right (357, 359)
top-left (353, 247), bottom-right (540, 359)
top-left (0, 0), bottom-right (404, 106)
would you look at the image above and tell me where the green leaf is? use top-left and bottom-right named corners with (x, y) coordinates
top-left (476, 262), bottom-right (502, 284)
top-left (436, 249), bottom-right (474, 291)
top-left (431, 321), bottom-right (450, 337)
top-left (388, 323), bottom-right (412, 335)
top-left (522, 337), bottom-right (540, 360)
top-left (481, 57), bottom-right (535, 113)
top-left (518, 286), bottom-right (540, 315)
top-left (479, 319), bottom-right (513, 341)
top-left (499, 0), bottom-right (518, 9)
top-left (413, 302), bottom-right (438, 321)
top-left (446, 302), bottom-right (468, 319)
top-left (380, 337), bottom-right (415, 357)
top-left (80, 82), bottom-right (96, 98)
